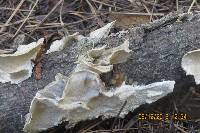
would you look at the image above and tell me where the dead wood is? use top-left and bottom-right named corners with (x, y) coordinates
top-left (0, 13), bottom-right (200, 133)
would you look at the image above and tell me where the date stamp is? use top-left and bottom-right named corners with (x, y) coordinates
top-left (138, 113), bottom-right (188, 121)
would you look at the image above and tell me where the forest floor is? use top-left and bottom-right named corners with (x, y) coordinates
top-left (0, 0), bottom-right (200, 133)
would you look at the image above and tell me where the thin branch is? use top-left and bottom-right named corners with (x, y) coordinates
top-left (13, 0), bottom-right (39, 38)
top-left (10, 25), bottom-right (36, 40)
top-left (81, 121), bottom-right (103, 133)
top-left (150, 0), bottom-right (157, 21)
top-left (188, 0), bottom-right (196, 13)
top-left (0, 0), bottom-right (26, 33)
top-left (91, 0), bottom-right (133, 12)
top-left (111, 100), bottom-right (127, 130)
top-left (110, 11), bottom-right (164, 16)
top-left (85, 0), bottom-right (104, 26)
top-left (0, 17), bottom-right (35, 27)
top-left (59, 0), bottom-right (69, 36)
top-left (176, 0), bottom-right (179, 12)
top-left (29, 0), bottom-right (63, 35)
top-left (174, 124), bottom-right (189, 133)
top-left (25, 13), bottom-right (109, 30)
top-left (0, 7), bottom-right (35, 12)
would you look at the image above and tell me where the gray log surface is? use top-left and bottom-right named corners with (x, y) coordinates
top-left (1, 13), bottom-right (200, 133)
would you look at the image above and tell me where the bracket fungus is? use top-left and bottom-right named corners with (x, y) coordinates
top-left (0, 38), bottom-right (44, 84)
top-left (77, 40), bottom-right (131, 74)
top-left (89, 21), bottom-right (116, 42)
top-left (182, 49), bottom-right (200, 84)
top-left (24, 40), bottom-right (175, 133)
top-left (46, 33), bottom-right (79, 54)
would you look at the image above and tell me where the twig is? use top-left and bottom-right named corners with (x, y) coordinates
top-left (29, 0), bottom-right (63, 35)
top-left (176, 0), bottom-right (179, 12)
top-left (25, 13), bottom-right (109, 29)
top-left (188, 0), bottom-right (196, 13)
top-left (122, 115), bottom-right (138, 133)
top-left (111, 100), bottom-right (127, 130)
top-left (110, 11), bottom-right (164, 16)
top-left (59, 0), bottom-right (64, 26)
top-left (150, 0), bottom-right (157, 21)
top-left (0, 17), bottom-right (35, 27)
top-left (140, 0), bottom-right (166, 8)
top-left (174, 124), bottom-right (189, 133)
top-left (0, 7), bottom-right (35, 12)
top-left (91, 0), bottom-right (133, 12)
top-left (86, 0), bottom-right (96, 15)
top-left (140, 0), bottom-right (152, 19)
top-left (87, 127), bottom-right (147, 133)
top-left (85, 0), bottom-right (104, 26)
top-left (81, 121), bottom-right (104, 133)
top-left (10, 25), bottom-right (36, 40)
top-left (59, 0), bottom-right (69, 36)
top-left (0, 0), bottom-right (25, 33)
top-left (13, 0), bottom-right (39, 38)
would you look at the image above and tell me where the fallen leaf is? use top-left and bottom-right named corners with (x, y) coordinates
top-left (109, 13), bottom-right (150, 28)
top-left (33, 33), bottom-right (62, 80)
top-left (34, 62), bottom-right (42, 80)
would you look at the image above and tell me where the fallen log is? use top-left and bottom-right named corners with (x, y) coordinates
top-left (0, 13), bottom-right (200, 133)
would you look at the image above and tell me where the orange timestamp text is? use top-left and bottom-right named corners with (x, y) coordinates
top-left (138, 113), bottom-right (188, 121)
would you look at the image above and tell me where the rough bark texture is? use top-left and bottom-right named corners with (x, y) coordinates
top-left (1, 13), bottom-right (200, 133)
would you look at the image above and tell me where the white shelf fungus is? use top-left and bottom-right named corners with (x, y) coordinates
top-left (182, 49), bottom-right (200, 84)
top-left (0, 38), bottom-right (44, 84)
top-left (24, 40), bottom-right (174, 133)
